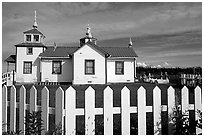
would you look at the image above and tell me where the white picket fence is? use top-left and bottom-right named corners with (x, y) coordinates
top-left (2, 85), bottom-right (202, 135)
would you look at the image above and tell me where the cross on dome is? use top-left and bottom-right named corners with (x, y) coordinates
top-left (33, 10), bottom-right (38, 29)
top-left (86, 24), bottom-right (92, 38)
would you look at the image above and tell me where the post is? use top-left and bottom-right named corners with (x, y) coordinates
top-left (13, 70), bottom-right (15, 85)
top-left (2, 85), bottom-right (8, 132)
top-left (65, 86), bottom-right (76, 135)
top-left (153, 86), bottom-right (162, 135)
top-left (85, 86), bottom-right (95, 135)
top-left (10, 85), bottom-right (17, 132)
top-left (194, 86), bottom-right (202, 134)
top-left (55, 87), bottom-right (64, 134)
top-left (121, 86), bottom-right (130, 135)
top-left (167, 86), bottom-right (175, 135)
top-left (7, 62), bottom-right (9, 72)
top-left (19, 85), bottom-right (26, 134)
top-left (104, 86), bottom-right (113, 135)
top-left (30, 86), bottom-right (37, 112)
top-left (137, 86), bottom-right (146, 135)
top-left (41, 86), bottom-right (49, 134)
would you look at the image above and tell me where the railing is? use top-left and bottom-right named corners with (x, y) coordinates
top-left (2, 71), bottom-right (15, 86)
top-left (181, 74), bottom-right (202, 87)
top-left (2, 85), bottom-right (202, 135)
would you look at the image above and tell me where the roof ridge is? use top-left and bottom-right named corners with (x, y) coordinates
top-left (101, 46), bottom-right (129, 48)
top-left (47, 46), bottom-right (79, 48)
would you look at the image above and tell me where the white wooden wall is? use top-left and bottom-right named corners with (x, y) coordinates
top-left (2, 85), bottom-right (202, 135)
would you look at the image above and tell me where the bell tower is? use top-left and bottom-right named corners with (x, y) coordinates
top-left (15, 11), bottom-right (46, 83)
top-left (80, 24), bottom-right (97, 46)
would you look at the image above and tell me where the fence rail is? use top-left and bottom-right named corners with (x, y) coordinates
top-left (2, 71), bottom-right (15, 86)
top-left (2, 85), bottom-right (202, 135)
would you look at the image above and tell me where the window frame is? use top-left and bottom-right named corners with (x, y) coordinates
top-left (23, 61), bottom-right (32, 74)
top-left (27, 47), bottom-right (33, 55)
top-left (115, 61), bottom-right (124, 75)
top-left (52, 61), bottom-right (62, 74)
top-left (85, 60), bottom-right (95, 75)
top-left (26, 34), bottom-right (31, 42)
top-left (33, 35), bottom-right (39, 42)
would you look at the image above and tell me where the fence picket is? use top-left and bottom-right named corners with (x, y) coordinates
top-left (121, 86), bottom-right (130, 135)
top-left (85, 86), bottom-right (95, 135)
top-left (167, 86), bottom-right (175, 135)
top-left (19, 85), bottom-right (26, 134)
top-left (104, 86), bottom-right (113, 135)
top-left (194, 86), bottom-right (202, 135)
top-left (153, 86), bottom-right (161, 135)
top-left (181, 86), bottom-right (189, 115)
top-left (55, 87), bottom-right (64, 135)
top-left (41, 86), bottom-right (49, 134)
top-left (137, 86), bottom-right (146, 135)
top-left (10, 85), bottom-right (16, 132)
top-left (2, 85), bottom-right (8, 132)
top-left (30, 86), bottom-right (37, 112)
top-left (65, 86), bottom-right (76, 135)
top-left (2, 84), bottom-right (202, 135)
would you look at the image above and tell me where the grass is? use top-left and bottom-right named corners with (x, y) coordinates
top-left (7, 82), bottom-right (195, 134)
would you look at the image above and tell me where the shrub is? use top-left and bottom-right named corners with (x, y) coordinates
top-left (25, 111), bottom-right (43, 135)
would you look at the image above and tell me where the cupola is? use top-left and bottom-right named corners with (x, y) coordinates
top-left (80, 24), bottom-right (97, 47)
top-left (23, 10), bottom-right (45, 43)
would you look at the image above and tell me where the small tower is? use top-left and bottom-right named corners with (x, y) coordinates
top-left (14, 11), bottom-right (46, 83)
top-left (86, 24), bottom-right (92, 38)
top-left (33, 10), bottom-right (38, 29)
top-left (80, 24), bottom-right (97, 47)
top-left (23, 10), bottom-right (45, 43)
top-left (128, 37), bottom-right (133, 48)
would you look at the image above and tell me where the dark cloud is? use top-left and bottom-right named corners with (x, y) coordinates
top-left (2, 2), bottom-right (202, 71)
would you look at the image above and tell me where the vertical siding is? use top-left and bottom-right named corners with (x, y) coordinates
top-left (73, 45), bottom-right (106, 84)
top-left (107, 59), bottom-right (135, 83)
top-left (16, 47), bottom-right (43, 83)
top-left (41, 58), bottom-right (73, 82)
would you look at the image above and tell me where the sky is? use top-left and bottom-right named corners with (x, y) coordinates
top-left (2, 2), bottom-right (202, 72)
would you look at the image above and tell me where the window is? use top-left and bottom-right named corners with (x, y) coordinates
top-left (85, 60), bottom-right (95, 75)
top-left (52, 61), bottom-right (62, 74)
top-left (26, 35), bottom-right (31, 42)
top-left (23, 61), bottom-right (32, 74)
top-left (27, 47), bottom-right (33, 55)
top-left (34, 35), bottom-right (39, 42)
top-left (115, 61), bottom-right (124, 75)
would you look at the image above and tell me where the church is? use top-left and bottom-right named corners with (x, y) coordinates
top-left (5, 11), bottom-right (138, 85)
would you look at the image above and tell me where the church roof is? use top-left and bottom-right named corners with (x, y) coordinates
top-left (14, 42), bottom-right (46, 47)
top-left (39, 43), bottom-right (138, 58)
top-left (23, 28), bottom-right (43, 35)
top-left (39, 46), bottom-right (78, 57)
top-left (4, 55), bottom-right (16, 63)
top-left (101, 47), bottom-right (138, 58)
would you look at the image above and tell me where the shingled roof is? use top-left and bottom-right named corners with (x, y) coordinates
top-left (14, 42), bottom-right (46, 47)
top-left (23, 28), bottom-right (43, 35)
top-left (39, 44), bottom-right (138, 58)
top-left (101, 47), bottom-right (138, 57)
top-left (39, 47), bottom-right (78, 57)
top-left (4, 55), bottom-right (16, 63)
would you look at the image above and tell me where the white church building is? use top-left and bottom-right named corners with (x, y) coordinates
top-left (5, 12), bottom-right (138, 85)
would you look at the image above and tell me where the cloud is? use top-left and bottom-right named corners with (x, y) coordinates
top-left (47, 2), bottom-right (112, 16)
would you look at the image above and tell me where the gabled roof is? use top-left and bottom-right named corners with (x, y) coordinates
top-left (23, 28), bottom-right (43, 35)
top-left (14, 42), bottom-right (46, 47)
top-left (39, 46), bottom-right (78, 57)
top-left (83, 42), bottom-right (109, 56)
top-left (5, 55), bottom-right (16, 63)
top-left (101, 47), bottom-right (138, 58)
top-left (39, 42), bottom-right (138, 58)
